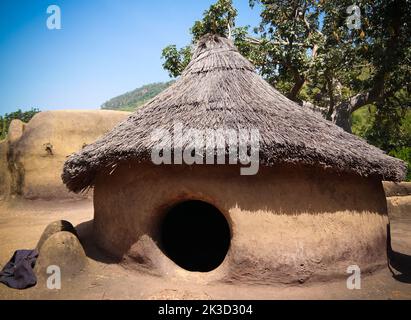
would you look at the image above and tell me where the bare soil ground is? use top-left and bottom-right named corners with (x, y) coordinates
top-left (0, 198), bottom-right (410, 300)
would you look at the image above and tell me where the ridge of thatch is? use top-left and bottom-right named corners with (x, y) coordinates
top-left (62, 34), bottom-right (407, 193)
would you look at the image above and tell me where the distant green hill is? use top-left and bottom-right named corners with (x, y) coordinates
top-left (101, 81), bottom-right (174, 111)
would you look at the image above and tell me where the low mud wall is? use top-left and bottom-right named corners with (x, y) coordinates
top-left (384, 182), bottom-right (411, 220)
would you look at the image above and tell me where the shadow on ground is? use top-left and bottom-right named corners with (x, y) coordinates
top-left (387, 223), bottom-right (411, 283)
top-left (75, 220), bottom-right (121, 264)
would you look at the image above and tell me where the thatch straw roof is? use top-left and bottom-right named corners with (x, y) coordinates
top-left (63, 34), bottom-right (407, 193)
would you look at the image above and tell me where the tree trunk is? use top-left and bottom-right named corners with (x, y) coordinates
top-left (332, 101), bottom-right (353, 133)
top-left (331, 92), bottom-right (376, 133)
top-left (288, 75), bottom-right (305, 102)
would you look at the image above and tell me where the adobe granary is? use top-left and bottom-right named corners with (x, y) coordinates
top-left (62, 35), bottom-right (407, 285)
top-left (0, 110), bottom-right (129, 200)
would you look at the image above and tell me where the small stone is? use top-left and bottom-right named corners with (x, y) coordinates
top-left (36, 220), bottom-right (78, 251)
top-left (35, 231), bottom-right (87, 279)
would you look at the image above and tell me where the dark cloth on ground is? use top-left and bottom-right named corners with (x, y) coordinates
top-left (0, 249), bottom-right (38, 289)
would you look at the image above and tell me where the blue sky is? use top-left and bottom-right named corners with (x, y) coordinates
top-left (0, 0), bottom-right (261, 115)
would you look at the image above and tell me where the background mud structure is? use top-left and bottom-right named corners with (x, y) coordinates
top-left (0, 110), bottom-right (129, 200)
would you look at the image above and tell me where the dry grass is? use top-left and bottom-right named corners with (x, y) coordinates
top-left (63, 35), bottom-right (407, 193)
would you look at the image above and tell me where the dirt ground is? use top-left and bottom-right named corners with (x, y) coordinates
top-left (0, 198), bottom-right (410, 300)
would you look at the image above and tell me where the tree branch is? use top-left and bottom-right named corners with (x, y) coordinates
top-left (244, 36), bottom-right (307, 47)
top-left (288, 72), bottom-right (305, 101)
top-left (332, 74), bottom-right (385, 133)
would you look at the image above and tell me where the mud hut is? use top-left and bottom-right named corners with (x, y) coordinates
top-left (62, 35), bottom-right (407, 284)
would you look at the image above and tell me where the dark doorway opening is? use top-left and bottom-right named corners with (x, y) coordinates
top-left (160, 200), bottom-right (231, 272)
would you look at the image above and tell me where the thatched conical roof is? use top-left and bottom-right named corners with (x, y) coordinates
top-left (63, 34), bottom-right (407, 193)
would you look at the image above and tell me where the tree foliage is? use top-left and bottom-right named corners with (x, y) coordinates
top-left (191, 0), bottom-right (238, 40)
top-left (161, 0), bottom-right (411, 179)
top-left (162, 0), bottom-right (410, 127)
top-left (162, 0), bottom-right (239, 78)
top-left (101, 82), bottom-right (174, 111)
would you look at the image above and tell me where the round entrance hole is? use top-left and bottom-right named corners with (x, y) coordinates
top-left (160, 200), bottom-right (231, 272)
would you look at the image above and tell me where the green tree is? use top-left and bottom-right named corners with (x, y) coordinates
top-left (162, 0), bottom-right (410, 133)
top-left (359, 89), bottom-right (411, 180)
top-left (161, 0), bottom-right (410, 179)
top-left (161, 0), bottom-right (242, 78)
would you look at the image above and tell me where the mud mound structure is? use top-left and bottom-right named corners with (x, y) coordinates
top-left (0, 110), bottom-right (129, 200)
